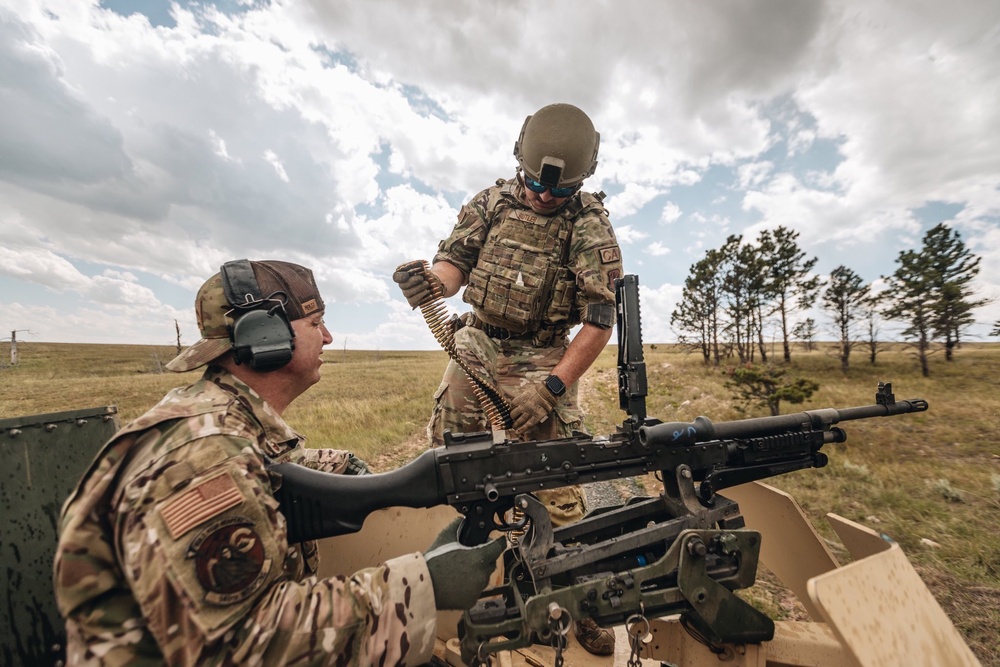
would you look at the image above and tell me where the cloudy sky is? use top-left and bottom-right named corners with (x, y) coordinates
top-left (2, 0), bottom-right (999, 352)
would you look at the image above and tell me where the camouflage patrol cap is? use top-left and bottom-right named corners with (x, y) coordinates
top-left (165, 260), bottom-right (325, 372)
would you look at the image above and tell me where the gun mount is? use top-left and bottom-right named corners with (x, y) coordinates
top-left (270, 275), bottom-right (934, 665)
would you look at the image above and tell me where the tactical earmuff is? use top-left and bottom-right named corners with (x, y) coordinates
top-left (220, 259), bottom-right (295, 372)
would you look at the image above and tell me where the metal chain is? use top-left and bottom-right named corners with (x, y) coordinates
top-left (475, 642), bottom-right (494, 667)
top-left (625, 612), bottom-right (651, 667)
top-left (627, 634), bottom-right (642, 667)
top-left (547, 603), bottom-right (571, 667)
top-left (552, 637), bottom-right (564, 667)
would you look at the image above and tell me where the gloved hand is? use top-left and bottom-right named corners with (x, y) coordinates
top-left (424, 518), bottom-right (504, 610)
top-left (426, 516), bottom-right (463, 553)
top-left (344, 453), bottom-right (371, 475)
top-left (509, 381), bottom-right (560, 434)
top-left (392, 260), bottom-right (443, 309)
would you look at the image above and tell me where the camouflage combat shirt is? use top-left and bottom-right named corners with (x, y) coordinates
top-left (434, 176), bottom-right (623, 341)
top-left (54, 366), bottom-right (436, 666)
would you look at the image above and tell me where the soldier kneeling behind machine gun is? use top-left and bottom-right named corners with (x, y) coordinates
top-left (270, 275), bottom-right (945, 666)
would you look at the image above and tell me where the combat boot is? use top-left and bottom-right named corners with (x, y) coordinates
top-left (574, 617), bottom-right (615, 656)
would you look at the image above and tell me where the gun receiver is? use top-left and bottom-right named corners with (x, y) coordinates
top-left (267, 275), bottom-right (929, 664)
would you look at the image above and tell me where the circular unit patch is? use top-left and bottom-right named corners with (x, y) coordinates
top-left (187, 516), bottom-right (272, 605)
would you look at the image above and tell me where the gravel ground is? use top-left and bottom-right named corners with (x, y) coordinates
top-left (582, 476), bottom-right (649, 511)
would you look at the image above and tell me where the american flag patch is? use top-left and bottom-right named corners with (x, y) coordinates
top-left (160, 473), bottom-right (244, 540)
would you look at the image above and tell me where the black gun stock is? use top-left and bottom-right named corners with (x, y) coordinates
top-left (271, 450), bottom-right (443, 543)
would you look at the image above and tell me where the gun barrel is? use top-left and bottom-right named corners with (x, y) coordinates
top-left (835, 398), bottom-right (929, 421)
top-left (638, 397), bottom-right (928, 448)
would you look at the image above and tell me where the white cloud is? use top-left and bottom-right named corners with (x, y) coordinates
top-left (605, 183), bottom-right (665, 219)
top-left (263, 150), bottom-right (290, 183)
top-left (0, 245), bottom-right (87, 289)
top-left (615, 225), bottom-right (649, 245)
top-left (795, 2), bottom-right (1000, 210)
top-left (352, 184), bottom-right (456, 267)
top-left (660, 202), bottom-right (682, 225)
top-left (737, 161), bottom-right (774, 189)
top-left (788, 129), bottom-right (816, 156)
top-left (645, 242), bottom-right (672, 257)
top-left (634, 281), bottom-right (684, 344)
top-left (0, 0), bottom-right (997, 348)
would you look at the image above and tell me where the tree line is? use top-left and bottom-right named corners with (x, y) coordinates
top-left (670, 223), bottom-right (990, 377)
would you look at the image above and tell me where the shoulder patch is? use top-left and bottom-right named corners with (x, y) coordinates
top-left (606, 269), bottom-right (623, 292)
top-left (160, 473), bottom-right (244, 540)
top-left (187, 516), bottom-right (272, 605)
top-left (599, 247), bottom-right (622, 264)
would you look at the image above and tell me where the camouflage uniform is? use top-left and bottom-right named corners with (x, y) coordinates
top-left (431, 176), bottom-right (623, 524)
top-left (54, 367), bottom-right (436, 667)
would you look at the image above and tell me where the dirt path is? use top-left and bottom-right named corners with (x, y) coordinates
top-left (577, 372), bottom-right (650, 509)
top-left (370, 430), bottom-right (429, 471)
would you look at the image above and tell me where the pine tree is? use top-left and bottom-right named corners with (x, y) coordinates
top-left (792, 318), bottom-right (818, 352)
top-left (861, 296), bottom-right (884, 364)
top-left (920, 224), bottom-right (987, 360)
top-left (671, 249), bottom-right (726, 364)
top-left (882, 250), bottom-right (936, 377)
top-left (724, 364), bottom-right (819, 416)
top-left (718, 236), bottom-right (768, 363)
top-left (757, 227), bottom-right (821, 363)
top-left (822, 266), bottom-right (870, 373)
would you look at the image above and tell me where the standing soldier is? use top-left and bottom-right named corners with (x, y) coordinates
top-left (394, 103), bottom-right (622, 656)
top-left (53, 259), bottom-right (502, 666)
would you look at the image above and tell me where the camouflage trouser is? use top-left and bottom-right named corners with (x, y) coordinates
top-left (428, 325), bottom-right (587, 526)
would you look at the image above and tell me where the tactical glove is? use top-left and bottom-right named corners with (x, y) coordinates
top-left (344, 453), bottom-right (372, 475)
top-left (509, 381), bottom-right (560, 434)
top-left (392, 260), bottom-right (443, 309)
top-left (424, 518), bottom-right (504, 610)
top-left (426, 517), bottom-right (463, 553)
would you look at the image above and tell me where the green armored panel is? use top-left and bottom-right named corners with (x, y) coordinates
top-left (1, 406), bottom-right (119, 667)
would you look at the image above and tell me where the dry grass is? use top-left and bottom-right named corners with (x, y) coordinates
top-left (2, 340), bottom-right (998, 664)
top-left (0, 344), bottom-right (448, 461)
top-left (581, 342), bottom-right (1000, 666)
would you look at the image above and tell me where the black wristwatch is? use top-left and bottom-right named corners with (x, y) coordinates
top-left (544, 374), bottom-right (567, 397)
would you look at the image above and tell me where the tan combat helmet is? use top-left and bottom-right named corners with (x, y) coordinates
top-left (513, 103), bottom-right (600, 189)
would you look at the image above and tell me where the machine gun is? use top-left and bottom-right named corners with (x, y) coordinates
top-left (269, 275), bottom-right (928, 664)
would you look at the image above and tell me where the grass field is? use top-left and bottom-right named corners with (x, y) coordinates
top-left (2, 340), bottom-right (998, 664)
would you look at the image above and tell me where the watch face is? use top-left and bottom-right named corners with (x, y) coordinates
top-left (545, 375), bottom-right (566, 396)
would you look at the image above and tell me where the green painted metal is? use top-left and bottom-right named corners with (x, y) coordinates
top-left (1, 406), bottom-right (119, 667)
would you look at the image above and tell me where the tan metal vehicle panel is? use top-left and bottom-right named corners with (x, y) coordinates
top-left (317, 482), bottom-right (981, 667)
top-left (809, 515), bottom-right (981, 667)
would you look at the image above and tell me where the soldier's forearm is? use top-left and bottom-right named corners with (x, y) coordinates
top-left (551, 323), bottom-right (613, 387)
top-left (431, 260), bottom-right (466, 298)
